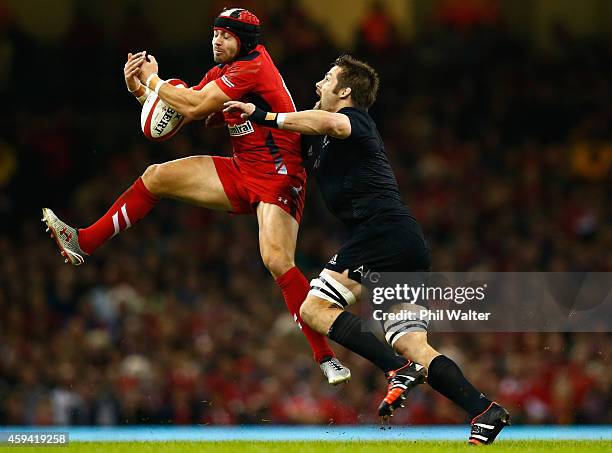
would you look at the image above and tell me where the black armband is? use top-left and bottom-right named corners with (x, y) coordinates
top-left (250, 106), bottom-right (280, 128)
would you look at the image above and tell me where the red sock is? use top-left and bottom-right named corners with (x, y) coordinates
top-left (276, 266), bottom-right (335, 363)
top-left (78, 177), bottom-right (159, 254)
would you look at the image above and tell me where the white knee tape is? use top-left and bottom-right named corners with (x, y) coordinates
top-left (309, 273), bottom-right (356, 309)
top-left (383, 306), bottom-right (429, 347)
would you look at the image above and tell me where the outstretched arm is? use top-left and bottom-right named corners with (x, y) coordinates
top-left (223, 101), bottom-right (352, 139)
top-left (139, 54), bottom-right (230, 120)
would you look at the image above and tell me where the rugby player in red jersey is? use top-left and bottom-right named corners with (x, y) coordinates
top-left (42, 7), bottom-right (350, 384)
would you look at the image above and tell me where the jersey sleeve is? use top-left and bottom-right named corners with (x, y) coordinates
top-left (214, 59), bottom-right (262, 100)
top-left (191, 67), bottom-right (219, 91)
top-left (341, 108), bottom-right (374, 144)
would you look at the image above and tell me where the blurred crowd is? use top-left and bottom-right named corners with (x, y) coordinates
top-left (1, 2), bottom-right (610, 426)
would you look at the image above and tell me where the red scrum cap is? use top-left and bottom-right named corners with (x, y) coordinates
top-left (214, 8), bottom-right (261, 56)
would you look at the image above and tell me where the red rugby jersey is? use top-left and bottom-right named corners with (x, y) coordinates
top-left (193, 45), bottom-right (302, 177)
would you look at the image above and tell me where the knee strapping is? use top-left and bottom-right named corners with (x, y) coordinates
top-left (382, 304), bottom-right (429, 347)
top-left (309, 272), bottom-right (356, 308)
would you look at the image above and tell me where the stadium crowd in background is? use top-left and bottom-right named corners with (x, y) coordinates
top-left (0, 2), bottom-right (610, 426)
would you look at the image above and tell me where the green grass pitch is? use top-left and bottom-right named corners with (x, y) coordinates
top-left (2, 440), bottom-right (610, 452)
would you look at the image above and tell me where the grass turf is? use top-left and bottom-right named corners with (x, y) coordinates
top-left (2, 441), bottom-right (610, 453)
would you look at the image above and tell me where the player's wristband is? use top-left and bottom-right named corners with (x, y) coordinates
top-left (130, 84), bottom-right (147, 98)
top-left (128, 82), bottom-right (142, 93)
top-left (136, 87), bottom-right (150, 104)
top-left (145, 73), bottom-right (158, 88)
top-left (154, 79), bottom-right (166, 95)
top-left (250, 107), bottom-right (281, 128)
top-left (145, 73), bottom-right (166, 95)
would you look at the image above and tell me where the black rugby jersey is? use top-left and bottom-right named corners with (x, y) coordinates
top-left (302, 107), bottom-right (411, 230)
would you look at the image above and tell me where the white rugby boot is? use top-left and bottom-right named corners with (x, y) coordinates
top-left (319, 357), bottom-right (351, 385)
top-left (41, 208), bottom-right (87, 265)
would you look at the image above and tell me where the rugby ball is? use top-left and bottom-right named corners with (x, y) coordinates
top-left (141, 79), bottom-right (188, 141)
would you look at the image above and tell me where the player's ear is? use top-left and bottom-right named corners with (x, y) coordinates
top-left (339, 86), bottom-right (351, 99)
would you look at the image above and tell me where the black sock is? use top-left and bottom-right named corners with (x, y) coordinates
top-left (427, 355), bottom-right (492, 418)
top-left (328, 311), bottom-right (407, 373)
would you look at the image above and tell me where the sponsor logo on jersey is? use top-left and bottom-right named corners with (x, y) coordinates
top-left (228, 120), bottom-right (254, 136)
top-left (322, 135), bottom-right (330, 149)
top-left (290, 185), bottom-right (303, 198)
top-left (329, 254), bottom-right (338, 265)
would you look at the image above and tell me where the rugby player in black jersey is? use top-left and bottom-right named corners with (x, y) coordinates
top-left (224, 55), bottom-right (509, 445)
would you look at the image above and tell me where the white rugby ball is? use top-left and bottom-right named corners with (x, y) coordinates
top-left (141, 79), bottom-right (187, 141)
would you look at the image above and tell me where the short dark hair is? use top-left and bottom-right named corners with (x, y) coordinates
top-left (333, 55), bottom-right (380, 110)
